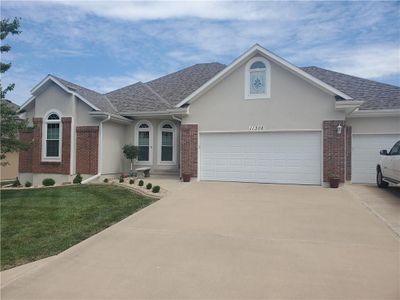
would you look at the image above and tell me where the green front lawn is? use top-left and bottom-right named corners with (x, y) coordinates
top-left (1, 184), bottom-right (157, 270)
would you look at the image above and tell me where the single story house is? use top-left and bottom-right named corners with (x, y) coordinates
top-left (18, 44), bottom-right (400, 186)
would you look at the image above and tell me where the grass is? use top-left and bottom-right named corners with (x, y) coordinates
top-left (1, 184), bottom-right (157, 270)
top-left (0, 180), bottom-right (14, 187)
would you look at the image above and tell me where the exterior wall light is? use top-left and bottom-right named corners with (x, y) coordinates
top-left (337, 124), bottom-right (343, 135)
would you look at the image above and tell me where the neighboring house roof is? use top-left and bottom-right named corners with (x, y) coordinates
top-left (301, 66), bottom-right (400, 110)
top-left (51, 76), bottom-right (118, 114)
top-left (1, 99), bottom-right (19, 111)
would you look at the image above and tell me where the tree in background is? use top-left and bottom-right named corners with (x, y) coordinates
top-left (122, 144), bottom-right (138, 176)
top-left (0, 17), bottom-right (30, 166)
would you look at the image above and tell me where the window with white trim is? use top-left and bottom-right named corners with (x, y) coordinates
top-left (159, 122), bottom-right (176, 163)
top-left (135, 121), bottom-right (153, 163)
top-left (245, 57), bottom-right (271, 99)
top-left (44, 112), bottom-right (62, 160)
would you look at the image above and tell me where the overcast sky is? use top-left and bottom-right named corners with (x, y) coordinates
top-left (2, 0), bottom-right (399, 105)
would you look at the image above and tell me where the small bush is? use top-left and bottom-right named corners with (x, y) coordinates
top-left (73, 173), bottom-right (83, 184)
top-left (152, 185), bottom-right (160, 193)
top-left (25, 181), bottom-right (32, 187)
top-left (146, 183), bottom-right (152, 190)
top-left (119, 177), bottom-right (124, 183)
top-left (138, 180), bottom-right (144, 186)
top-left (129, 179), bottom-right (135, 184)
top-left (12, 177), bottom-right (21, 187)
top-left (103, 178), bottom-right (109, 183)
top-left (42, 178), bottom-right (55, 186)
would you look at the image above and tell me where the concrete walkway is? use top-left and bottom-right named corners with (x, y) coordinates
top-left (1, 182), bottom-right (399, 299)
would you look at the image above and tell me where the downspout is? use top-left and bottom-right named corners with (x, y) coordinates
top-left (172, 115), bottom-right (182, 178)
top-left (82, 115), bottom-right (111, 184)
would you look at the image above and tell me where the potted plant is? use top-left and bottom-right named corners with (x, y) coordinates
top-left (182, 173), bottom-right (191, 182)
top-left (328, 173), bottom-right (340, 188)
top-left (122, 144), bottom-right (138, 177)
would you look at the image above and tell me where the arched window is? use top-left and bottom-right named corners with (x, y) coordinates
top-left (43, 111), bottom-right (62, 161)
top-left (245, 57), bottom-right (271, 99)
top-left (135, 120), bottom-right (153, 164)
top-left (159, 121), bottom-right (176, 164)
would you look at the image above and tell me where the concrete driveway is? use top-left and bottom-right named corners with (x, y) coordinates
top-left (1, 182), bottom-right (399, 299)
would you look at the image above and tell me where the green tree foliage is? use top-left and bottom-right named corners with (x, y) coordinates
top-left (0, 17), bottom-right (30, 166)
top-left (1, 17), bottom-right (21, 98)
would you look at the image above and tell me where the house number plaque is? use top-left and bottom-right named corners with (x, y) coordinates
top-left (249, 125), bottom-right (264, 131)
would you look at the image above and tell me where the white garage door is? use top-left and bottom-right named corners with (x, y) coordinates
top-left (199, 131), bottom-right (321, 185)
top-left (352, 134), bottom-right (400, 184)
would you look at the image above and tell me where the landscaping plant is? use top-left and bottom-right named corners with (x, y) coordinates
top-left (152, 185), bottom-right (160, 193)
top-left (73, 173), bottom-right (83, 184)
top-left (42, 178), bottom-right (55, 186)
top-left (146, 183), bottom-right (152, 190)
top-left (122, 144), bottom-right (138, 176)
top-left (129, 179), bottom-right (135, 184)
top-left (119, 175), bottom-right (124, 183)
top-left (11, 177), bottom-right (20, 187)
top-left (138, 180), bottom-right (144, 186)
top-left (24, 181), bottom-right (32, 187)
top-left (103, 178), bottom-right (109, 183)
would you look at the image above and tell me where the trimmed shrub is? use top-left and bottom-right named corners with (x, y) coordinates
top-left (103, 178), bottom-right (109, 183)
top-left (138, 180), bottom-right (144, 186)
top-left (129, 179), bottom-right (135, 184)
top-left (73, 173), bottom-right (83, 184)
top-left (12, 177), bottom-right (21, 187)
top-left (146, 183), bottom-right (152, 190)
top-left (119, 177), bottom-right (124, 183)
top-left (25, 181), bottom-right (32, 187)
top-left (152, 185), bottom-right (160, 193)
top-left (42, 178), bottom-right (55, 186)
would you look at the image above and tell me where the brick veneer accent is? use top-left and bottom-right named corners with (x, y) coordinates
top-left (323, 120), bottom-right (346, 182)
top-left (181, 124), bottom-right (198, 177)
top-left (76, 126), bottom-right (99, 175)
top-left (31, 117), bottom-right (71, 174)
top-left (345, 126), bottom-right (352, 181)
top-left (18, 129), bottom-right (34, 172)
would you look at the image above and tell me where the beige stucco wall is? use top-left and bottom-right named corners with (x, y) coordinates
top-left (183, 55), bottom-right (345, 131)
top-left (75, 100), bottom-right (100, 126)
top-left (102, 122), bottom-right (129, 174)
top-left (125, 118), bottom-right (180, 174)
top-left (34, 84), bottom-right (73, 117)
top-left (0, 152), bottom-right (19, 180)
top-left (347, 116), bottom-right (400, 134)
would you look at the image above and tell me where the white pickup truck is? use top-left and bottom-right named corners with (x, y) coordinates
top-left (376, 140), bottom-right (400, 188)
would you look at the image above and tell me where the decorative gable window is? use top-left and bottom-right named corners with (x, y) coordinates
top-left (245, 57), bottom-right (271, 99)
top-left (43, 111), bottom-right (62, 161)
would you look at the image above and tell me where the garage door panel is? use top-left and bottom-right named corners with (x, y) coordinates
top-left (352, 134), bottom-right (400, 184)
top-left (200, 132), bottom-right (321, 185)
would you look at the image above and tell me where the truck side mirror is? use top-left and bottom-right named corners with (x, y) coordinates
top-left (380, 150), bottom-right (388, 155)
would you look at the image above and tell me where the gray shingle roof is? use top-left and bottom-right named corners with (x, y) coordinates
top-left (146, 63), bottom-right (226, 106)
top-left (301, 66), bottom-right (400, 110)
top-left (106, 82), bottom-right (173, 112)
top-left (1, 99), bottom-right (19, 111)
top-left (52, 75), bottom-right (117, 114)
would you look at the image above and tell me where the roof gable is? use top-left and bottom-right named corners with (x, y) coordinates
top-left (176, 44), bottom-right (352, 107)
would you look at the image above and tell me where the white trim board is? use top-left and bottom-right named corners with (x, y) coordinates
top-left (176, 44), bottom-right (352, 107)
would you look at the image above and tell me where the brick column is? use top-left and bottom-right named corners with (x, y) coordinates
top-left (181, 124), bottom-right (198, 177)
top-left (31, 117), bottom-right (71, 174)
top-left (18, 129), bottom-right (34, 172)
top-left (76, 126), bottom-right (99, 175)
top-left (345, 126), bottom-right (352, 181)
top-left (323, 120), bottom-right (346, 182)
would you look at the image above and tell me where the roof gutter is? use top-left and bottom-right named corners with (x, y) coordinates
top-left (89, 111), bottom-right (132, 124)
top-left (120, 108), bottom-right (188, 118)
top-left (348, 108), bottom-right (400, 118)
top-left (82, 115), bottom-right (111, 184)
top-left (335, 100), bottom-right (364, 114)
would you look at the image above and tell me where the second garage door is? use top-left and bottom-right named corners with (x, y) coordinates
top-left (199, 131), bottom-right (321, 185)
top-left (352, 134), bottom-right (400, 184)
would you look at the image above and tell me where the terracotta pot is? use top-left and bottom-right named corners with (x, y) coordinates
top-left (182, 173), bottom-right (191, 182)
top-left (329, 177), bottom-right (340, 188)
